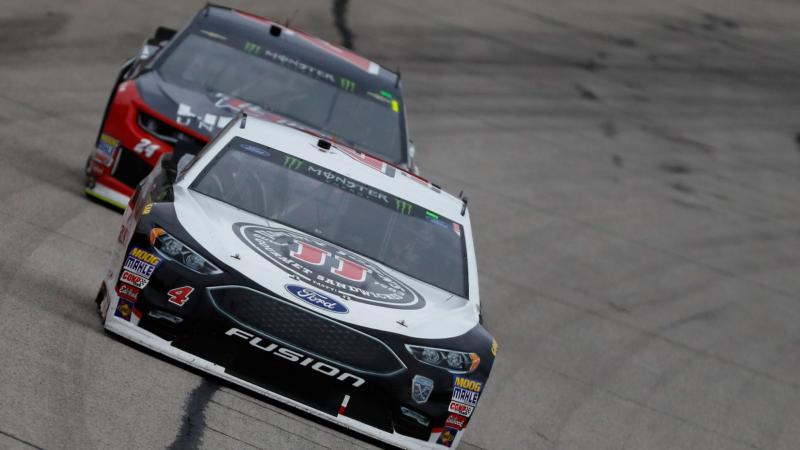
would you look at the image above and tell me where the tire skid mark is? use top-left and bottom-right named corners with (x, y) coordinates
top-left (168, 379), bottom-right (218, 450)
top-left (332, 0), bottom-right (355, 50)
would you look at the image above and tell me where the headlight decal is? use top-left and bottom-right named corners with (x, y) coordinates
top-left (405, 344), bottom-right (480, 374)
top-left (150, 227), bottom-right (222, 275)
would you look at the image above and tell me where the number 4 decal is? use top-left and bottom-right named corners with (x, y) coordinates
top-left (167, 286), bottom-right (194, 306)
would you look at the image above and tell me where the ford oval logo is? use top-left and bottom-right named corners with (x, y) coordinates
top-left (285, 285), bottom-right (349, 314)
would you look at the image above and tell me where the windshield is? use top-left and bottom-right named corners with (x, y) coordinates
top-left (191, 137), bottom-right (467, 297)
top-left (157, 32), bottom-right (405, 163)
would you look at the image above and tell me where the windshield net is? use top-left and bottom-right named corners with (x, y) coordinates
top-left (157, 32), bottom-right (404, 163)
top-left (191, 137), bottom-right (467, 297)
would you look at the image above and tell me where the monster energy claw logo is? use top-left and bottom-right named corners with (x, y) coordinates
top-left (283, 155), bottom-right (303, 170)
top-left (340, 78), bottom-right (356, 92)
top-left (244, 41), bottom-right (261, 54)
top-left (395, 199), bottom-right (412, 215)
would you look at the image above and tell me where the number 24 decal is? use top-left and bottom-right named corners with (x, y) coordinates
top-left (134, 138), bottom-right (160, 158)
top-left (167, 286), bottom-right (194, 306)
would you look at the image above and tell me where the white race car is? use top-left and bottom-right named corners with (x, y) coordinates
top-left (96, 114), bottom-right (496, 449)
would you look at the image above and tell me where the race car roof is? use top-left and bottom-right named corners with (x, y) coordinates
top-left (184, 116), bottom-right (466, 223)
top-left (187, 5), bottom-right (401, 95)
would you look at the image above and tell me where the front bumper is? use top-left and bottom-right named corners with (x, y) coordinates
top-left (101, 255), bottom-right (488, 449)
top-left (105, 316), bottom-right (452, 449)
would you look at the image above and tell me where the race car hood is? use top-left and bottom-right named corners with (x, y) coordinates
top-left (172, 186), bottom-right (480, 340)
top-left (136, 71), bottom-right (328, 141)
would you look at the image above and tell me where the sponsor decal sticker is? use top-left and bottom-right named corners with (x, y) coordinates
top-left (122, 247), bottom-right (160, 280)
top-left (142, 203), bottom-right (153, 215)
top-left (94, 134), bottom-right (119, 167)
top-left (448, 400), bottom-right (474, 417)
top-left (411, 375), bottom-right (434, 404)
top-left (123, 256), bottom-right (157, 278)
top-left (285, 285), bottom-right (348, 313)
top-left (395, 198), bottom-right (413, 215)
top-left (129, 247), bottom-right (160, 265)
top-left (283, 155), bottom-right (304, 170)
top-left (450, 376), bottom-right (482, 410)
top-left (234, 223), bottom-right (425, 310)
top-left (452, 387), bottom-right (480, 406)
top-left (115, 298), bottom-right (134, 321)
top-left (436, 427), bottom-right (459, 447)
top-left (117, 283), bottom-right (140, 302)
top-left (454, 376), bottom-right (483, 393)
top-left (120, 270), bottom-right (148, 289)
top-left (445, 413), bottom-right (469, 431)
top-left (243, 41), bottom-right (261, 54)
top-left (167, 286), bottom-right (194, 307)
top-left (491, 339), bottom-right (498, 357)
top-left (263, 49), bottom-right (336, 84)
top-left (340, 77), bottom-right (356, 92)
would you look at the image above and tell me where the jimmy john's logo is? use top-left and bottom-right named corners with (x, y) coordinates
top-left (233, 223), bottom-right (425, 309)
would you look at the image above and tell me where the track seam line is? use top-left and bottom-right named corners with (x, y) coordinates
top-left (0, 429), bottom-right (45, 450)
top-left (207, 399), bottom-right (333, 450)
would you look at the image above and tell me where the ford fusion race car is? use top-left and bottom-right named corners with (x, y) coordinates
top-left (96, 115), bottom-right (496, 449)
top-left (86, 4), bottom-right (415, 209)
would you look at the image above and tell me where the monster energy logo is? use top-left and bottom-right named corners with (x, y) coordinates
top-left (340, 78), bottom-right (356, 92)
top-left (283, 155), bottom-right (304, 170)
top-left (244, 42), bottom-right (262, 54)
top-left (395, 199), bottom-right (412, 215)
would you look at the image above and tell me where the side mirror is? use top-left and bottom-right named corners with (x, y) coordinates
top-left (163, 138), bottom-right (203, 183)
top-left (161, 153), bottom-right (177, 183)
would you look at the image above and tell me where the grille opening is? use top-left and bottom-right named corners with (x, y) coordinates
top-left (208, 286), bottom-right (406, 375)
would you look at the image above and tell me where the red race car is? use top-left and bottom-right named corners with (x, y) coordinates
top-left (86, 4), bottom-right (415, 209)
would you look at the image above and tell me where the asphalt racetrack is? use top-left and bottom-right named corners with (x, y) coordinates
top-left (2, 0), bottom-right (800, 449)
